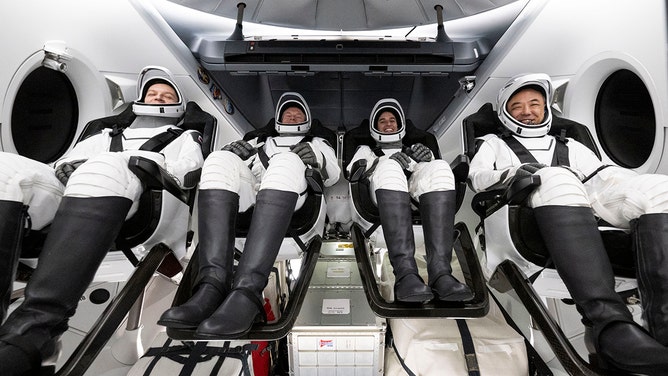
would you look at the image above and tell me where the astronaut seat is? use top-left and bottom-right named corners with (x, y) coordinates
top-left (464, 102), bottom-right (638, 373)
top-left (19, 101), bottom-right (217, 282)
top-left (464, 103), bottom-right (636, 290)
top-left (342, 117), bottom-right (488, 318)
top-left (8, 99), bottom-right (218, 376)
top-left (166, 116), bottom-right (335, 341)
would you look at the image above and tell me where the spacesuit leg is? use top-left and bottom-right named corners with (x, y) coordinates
top-left (160, 151), bottom-right (250, 328)
top-left (633, 213), bottom-right (668, 346)
top-left (0, 153), bottom-right (64, 230)
top-left (371, 158), bottom-right (433, 303)
top-left (197, 152), bottom-right (304, 337)
top-left (411, 160), bottom-right (472, 301)
top-left (530, 168), bottom-right (668, 374)
top-left (0, 200), bottom-right (27, 324)
top-left (595, 173), bottom-right (668, 346)
top-left (0, 153), bottom-right (137, 375)
top-left (0, 154), bottom-right (63, 323)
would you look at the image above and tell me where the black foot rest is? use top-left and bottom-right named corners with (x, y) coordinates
top-left (351, 222), bottom-right (489, 318)
top-left (490, 260), bottom-right (615, 376)
top-left (167, 236), bottom-right (321, 341)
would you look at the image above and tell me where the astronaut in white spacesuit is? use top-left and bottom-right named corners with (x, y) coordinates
top-left (159, 92), bottom-right (340, 338)
top-left (346, 98), bottom-right (472, 304)
top-left (468, 73), bottom-right (668, 374)
top-left (0, 66), bottom-right (204, 375)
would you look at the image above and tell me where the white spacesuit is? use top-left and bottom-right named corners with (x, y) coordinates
top-left (0, 66), bottom-right (204, 376)
top-left (159, 92), bottom-right (340, 338)
top-left (469, 76), bottom-right (668, 228)
top-left (468, 73), bottom-right (668, 374)
top-left (345, 98), bottom-right (472, 303)
top-left (199, 92), bottom-right (339, 211)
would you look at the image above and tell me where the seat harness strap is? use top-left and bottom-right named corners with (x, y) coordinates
top-left (501, 130), bottom-right (570, 167)
top-left (255, 134), bottom-right (314, 168)
top-left (456, 319), bottom-right (481, 376)
top-left (109, 127), bottom-right (185, 153)
top-left (500, 130), bottom-right (570, 283)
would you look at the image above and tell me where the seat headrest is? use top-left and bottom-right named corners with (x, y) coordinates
top-left (342, 118), bottom-right (441, 174)
top-left (463, 102), bottom-right (600, 159)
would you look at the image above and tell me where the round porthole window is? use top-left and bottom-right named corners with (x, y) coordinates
top-left (594, 69), bottom-right (655, 168)
top-left (11, 67), bottom-right (78, 163)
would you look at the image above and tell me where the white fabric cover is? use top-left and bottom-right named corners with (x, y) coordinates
top-left (127, 332), bottom-right (254, 376)
top-left (385, 300), bottom-right (529, 376)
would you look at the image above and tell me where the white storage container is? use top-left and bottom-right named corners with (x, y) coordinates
top-left (288, 258), bottom-right (386, 376)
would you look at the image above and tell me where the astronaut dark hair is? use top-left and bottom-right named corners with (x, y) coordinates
top-left (369, 98), bottom-right (406, 144)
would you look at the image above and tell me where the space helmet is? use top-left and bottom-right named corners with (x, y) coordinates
top-left (275, 92), bottom-right (311, 134)
top-left (370, 98), bottom-right (406, 144)
top-left (132, 66), bottom-right (185, 118)
top-left (497, 73), bottom-right (553, 138)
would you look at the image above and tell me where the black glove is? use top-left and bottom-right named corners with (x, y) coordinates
top-left (222, 140), bottom-right (255, 160)
top-left (290, 142), bottom-right (319, 167)
top-left (512, 163), bottom-right (546, 181)
top-left (406, 143), bottom-right (432, 162)
top-left (389, 152), bottom-right (412, 170)
top-left (55, 159), bottom-right (87, 185)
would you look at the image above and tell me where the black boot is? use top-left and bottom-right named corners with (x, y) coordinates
top-left (196, 189), bottom-right (298, 338)
top-left (0, 196), bottom-right (132, 375)
top-left (376, 189), bottom-right (433, 303)
top-left (159, 189), bottom-right (238, 329)
top-left (420, 191), bottom-right (473, 301)
top-left (534, 205), bottom-right (668, 375)
top-left (0, 200), bottom-right (27, 322)
top-left (633, 213), bottom-right (668, 346)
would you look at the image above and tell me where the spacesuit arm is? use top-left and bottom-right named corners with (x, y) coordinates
top-left (567, 138), bottom-right (606, 179)
top-left (161, 130), bottom-right (205, 189)
top-left (310, 138), bottom-right (340, 187)
top-left (54, 130), bottom-right (112, 169)
top-left (468, 136), bottom-right (521, 192)
top-left (406, 143), bottom-right (433, 162)
top-left (222, 139), bottom-right (256, 160)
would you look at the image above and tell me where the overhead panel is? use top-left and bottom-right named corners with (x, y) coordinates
top-left (170, 0), bottom-right (521, 31)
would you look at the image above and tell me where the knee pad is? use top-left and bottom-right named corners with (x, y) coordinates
top-left (0, 155), bottom-right (25, 202)
top-left (0, 154), bottom-right (63, 229)
top-left (620, 174), bottom-right (668, 221)
top-left (409, 159), bottom-right (455, 198)
top-left (530, 167), bottom-right (589, 207)
top-left (371, 158), bottom-right (408, 192)
top-left (261, 152), bottom-right (307, 194)
top-left (199, 150), bottom-right (256, 193)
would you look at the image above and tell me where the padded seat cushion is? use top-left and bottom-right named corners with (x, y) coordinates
top-left (508, 205), bottom-right (635, 278)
